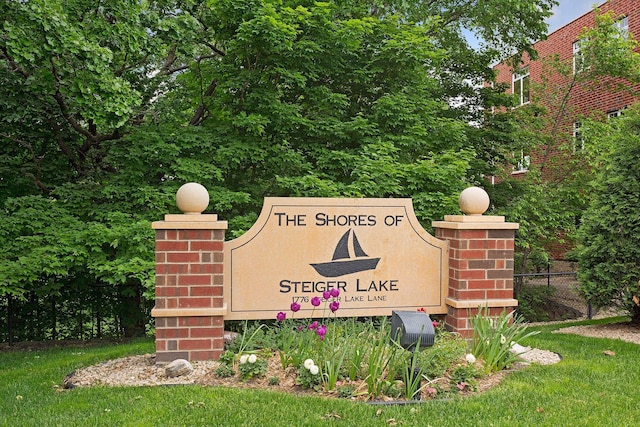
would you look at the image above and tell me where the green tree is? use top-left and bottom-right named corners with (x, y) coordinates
top-left (1, 0), bottom-right (557, 338)
top-left (576, 105), bottom-right (640, 324)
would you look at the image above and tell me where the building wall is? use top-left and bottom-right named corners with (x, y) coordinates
top-left (495, 0), bottom-right (640, 122)
top-left (493, 0), bottom-right (640, 258)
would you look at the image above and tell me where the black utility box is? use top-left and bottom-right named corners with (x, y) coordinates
top-left (390, 310), bottom-right (435, 349)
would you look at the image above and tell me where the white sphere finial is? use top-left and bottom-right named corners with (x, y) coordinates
top-left (459, 186), bottom-right (490, 215)
top-left (176, 182), bottom-right (209, 214)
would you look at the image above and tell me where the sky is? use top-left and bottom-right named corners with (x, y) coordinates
top-left (547, 0), bottom-right (606, 33)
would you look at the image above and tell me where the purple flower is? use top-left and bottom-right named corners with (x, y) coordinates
top-left (329, 301), bottom-right (340, 312)
top-left (298, 325), bottom-right (304, 331)
top-left (316, 324), bottom-right (327, 338)
top-left (432, 320), bottom-right (439, 328)
top-left (276, 311), bottom-right (286, 322)
top-left (329, 288), bottom-right (340, 298)
top-left (290, 302), bottom-right (301, 312)
top-left (311, 296), bottom-right (321, 307)
top-left (308, 321), bottom-right (318, 330)
top-left (323, 291), bottom-right (331, 300)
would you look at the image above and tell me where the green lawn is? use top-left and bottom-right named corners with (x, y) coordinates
top-left (1, 318), bottom-right (638, 427)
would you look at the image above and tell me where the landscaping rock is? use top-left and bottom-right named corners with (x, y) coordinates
top-left (165, 359), bottom-right (193, 378)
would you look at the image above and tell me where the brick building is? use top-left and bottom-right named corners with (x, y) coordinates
top-left (492, 0), bottom-right (640, 259)
top-left (493, 0), bottom-right (640, 178)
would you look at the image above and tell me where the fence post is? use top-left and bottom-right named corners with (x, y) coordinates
top-left (8, 294), bottom-right (13, 346)
top-left (432, 187), bottom-right (519, 340)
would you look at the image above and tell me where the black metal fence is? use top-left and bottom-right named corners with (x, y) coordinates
top-left (514, 270), bottom-right (591, 322)
top-left (0, 283), bottom-right (151, 345)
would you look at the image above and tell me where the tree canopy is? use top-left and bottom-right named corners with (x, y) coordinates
top-left (0, 0), bottom-right (556, 338)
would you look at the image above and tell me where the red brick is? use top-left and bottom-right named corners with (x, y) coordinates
top-left (457, 249), bottom-right (487, 260)
top-left (468, 280), bottom-right (498, 289)
top-left (190, 264), bottom-right (218, 274)
top-left (157, 328), bottom-right (189, 339)
top-left (156, 241), bottom-right (189, 251)
top-left (190, 327), bottom-right (223, 338)
top-left (178, 275), bottom-right (212, 286)
top-left (167, 252), bottom-right (201, 263)
top-left (179, 339), bottom-right (212, 350)
top-left (454, 289), bottom-right (486, 300)
top-left (487, 269), bottom-right (513, 279)
top-left (190, 350), bottom-right (221, 361)
top-left (487, 250), bottom-right (513, 260)
top-left (448, 239), bottom-right (468, 249)
top-left (469, 239), bottom-right (497, 249)
top-left (179, 317), bottom-right (213, 327)
top-left (457, 270), bottom-right (486, 280)
top-left (190, 241), bottom-right (224, 252)
top-left (449, 259), bottom-right (469, 269)
top-left (457, 230), bottom-right (488, 239)
top-left (190, 286), bottom-right (223, 297)
top-left (180, 230), bottom-right (213, 240)
top-left (488, 230), bottom-right (514, 239)
top-left (486, 290), bottom-right (514, 299)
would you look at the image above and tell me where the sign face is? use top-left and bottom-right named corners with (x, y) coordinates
top-left (223, 198), bottom-right (448, 320)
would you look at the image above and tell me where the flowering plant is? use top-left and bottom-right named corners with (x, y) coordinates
top-left (238, 353), bottom-right (267, 380)
top-left (296, 358), bottom-right (322, 391)
top-left (274, 289), bottom-right (343, 384)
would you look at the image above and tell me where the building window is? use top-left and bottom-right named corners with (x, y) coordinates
top-left (512, 68), bottom-right (530, 106)
top-left (614, 16), bottom-right (629, 38)
top-left (573, 121), bottom-right (584, 151)
top-left (608, 109), bottom-right (623, 119)
top-left (573, 39), bottom-right (587, 73)
top-left (514, 150), bottom-right (530, 173)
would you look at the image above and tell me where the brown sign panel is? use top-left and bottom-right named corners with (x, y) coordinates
top-left (223, 198), bottom-right (448, 320)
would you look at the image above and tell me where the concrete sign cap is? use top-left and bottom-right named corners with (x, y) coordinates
top-left (459, 186), bottom-right (490, 215)
top-left (176, 182), bottom-right (210, 214)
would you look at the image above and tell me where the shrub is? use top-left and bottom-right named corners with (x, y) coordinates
top-left (516, 285), bottom-right (555, 322)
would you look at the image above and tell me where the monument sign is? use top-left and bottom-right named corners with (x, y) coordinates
top-left (223, 198), bottom-right (449, 320)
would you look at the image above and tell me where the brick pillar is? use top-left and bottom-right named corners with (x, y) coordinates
top-left (151, 214), bottom-right (228, 363)
top-left (432, 215), bottom-right (519, 339)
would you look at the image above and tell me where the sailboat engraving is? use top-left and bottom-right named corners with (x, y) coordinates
top-left (310, 229), bottom-right (381, 277)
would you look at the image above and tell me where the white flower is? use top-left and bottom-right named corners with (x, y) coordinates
top-left (239, 354), bottom-right (249, 364)
top-left (309, 365), bottom-right (319, 375)
top-left (465, 353), bottom-right (476, 364)
top-left (248, 354), bottom-right (257, 364)
top-left (303, 359), bottom-right (315, 370)
top-left (500, 334), bottom-right (507, 344)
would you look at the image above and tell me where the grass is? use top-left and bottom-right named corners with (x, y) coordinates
top-left (1, 317), bottom-right (639, 427)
